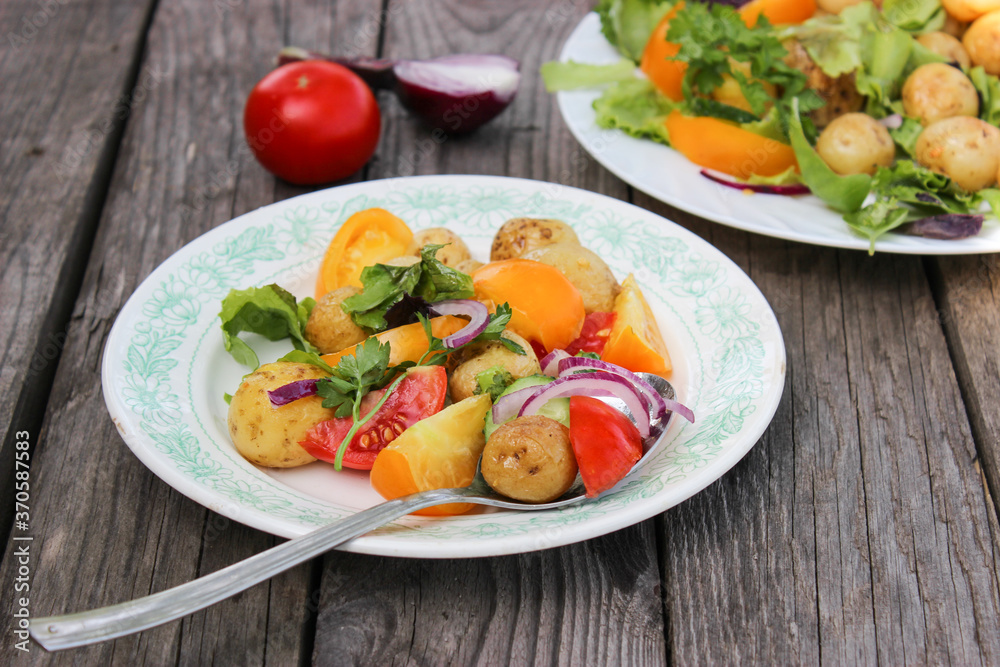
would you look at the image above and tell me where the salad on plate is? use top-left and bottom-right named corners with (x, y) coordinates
top-left (220, 207), bottom-right (693, 515)
top-left (543, 0), bottom-right (1000, 251)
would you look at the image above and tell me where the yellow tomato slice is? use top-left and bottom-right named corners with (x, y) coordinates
top-left (472, 259), bottom-right (585, 352)
top-left (316, 208), bottom-right (413, 297)
top-left (601, 274), bottom-right (672, 377)
top-left (370, 394), bottom-right (493, 516)
top-left (639, 4), bottom-right (686, 101)
top-left (319, 316), bottom-right (465, 368)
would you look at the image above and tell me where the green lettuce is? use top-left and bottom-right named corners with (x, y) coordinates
top-left (540, 59), bottom-right (637, 91)
top-left (219, 284), bottom-right (316, 369)
top-left (592, 79), bottom-right (676, 144)
top-left (969, 67), bottom-right (1000, 126)
top-left (881, 0), bottom-right (945, 33)
top-left (596, 0), bottom-right (675, 62)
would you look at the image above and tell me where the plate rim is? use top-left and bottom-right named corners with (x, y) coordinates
top-left (556, 12), bottom-right (1000, 256)
top-left (101, 173), bottom-right (787, 558)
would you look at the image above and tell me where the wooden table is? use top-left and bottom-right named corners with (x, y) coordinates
top-left (2, 0), bottom-right (999, 663)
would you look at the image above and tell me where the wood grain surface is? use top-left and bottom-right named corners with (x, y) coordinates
top-left (0, 0), bottom-right (998, 665)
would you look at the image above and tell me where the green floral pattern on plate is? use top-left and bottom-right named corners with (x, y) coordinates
top-left (104, 175), bottom-right (784, 555)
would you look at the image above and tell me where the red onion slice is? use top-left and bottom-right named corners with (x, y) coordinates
top-left (490, 385), bottom-right (539, 425)
top-left (428, 299), bottom-right (489, 348)
top-left (518, 372), bottom-right (651, 438)
top-left (700, 170), bottom-right (810, 195)
top-left (557, 357), bottom-right (666, 419)
top-left (268, 379), bottom-right (319, 406)
top-left (540, 349), bottom-right (570, 377)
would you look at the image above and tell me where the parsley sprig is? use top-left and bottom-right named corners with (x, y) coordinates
top-left (666, 3), bottom-right (824, 127)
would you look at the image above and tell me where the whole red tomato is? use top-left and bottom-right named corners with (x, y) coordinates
top-left (243, 61), bottom-right (380, 185)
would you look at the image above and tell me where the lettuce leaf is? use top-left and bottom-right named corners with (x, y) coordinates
top-left (596, 0), bottom-right (675, 62)
top-left (881, 0), bottom-right (945, 33)
top-left (540, 59), bottom-right (637, 91)
top-left (969, 66), bottom-right (1000, 126)
top-left (219, 284), bottom-right (316, 369)
top-left (592, 79), bottom-right (677, 143)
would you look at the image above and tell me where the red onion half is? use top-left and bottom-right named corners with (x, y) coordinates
top-left (428, 299), bottom-right (490, 348)
top-left (490, 385), bottom-right (540, 425)
top-left (268, 379), bottom-right (319, 406)
top-left (518, 372), bottom-right (651, 438)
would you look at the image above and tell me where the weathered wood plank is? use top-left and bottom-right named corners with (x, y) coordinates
top-left (312, 1), bottom-right (665, 664)
top-left (0, 0), bottom-right (380, 664)
top-left (639, 198), bottom-right (1000, 663)
top-left (932, 255), bottom-right (1000, 531)
top-left (0, 0), bottom-right (156, 540)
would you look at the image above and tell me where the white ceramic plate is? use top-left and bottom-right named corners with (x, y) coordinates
top-left (102, 174), bottom-right (785, 558)
top-left (556, 13), bottom-right (1000, 255)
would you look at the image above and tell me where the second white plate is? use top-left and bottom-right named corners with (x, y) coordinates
top-left (556, 13), bottom-right (1000, 255)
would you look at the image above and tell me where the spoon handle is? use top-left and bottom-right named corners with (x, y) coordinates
top-left (29, 488), bottom-right (467, 651)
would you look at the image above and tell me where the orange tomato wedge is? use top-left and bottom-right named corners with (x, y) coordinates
top-left (601, 274), bottom-right (672, 377)
top-left (472, 259), bottom-right (585, 353)
top-left (739, 0), bottom-right (816, 28)
top-left (320, 315), bottom-right (464, 367)
top-left (665, 110), bottom-right (798, 179)
top-left (639, 4), bottom-right (686, 101)
top-left (316, 208), bottom-right (413, 297)
top-left (370, 394), bottom-right (492, 516)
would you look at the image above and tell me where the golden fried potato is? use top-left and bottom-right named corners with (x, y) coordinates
top-left (902, 63), bottom-right (979, 126)
top-left (405, 227), bottom-right (471, 266)
top-left (916, 116), bottom-right (1000, 191)
top-left (448, 331), bottom-right (540, 403)
top-left (482, 416), bottom-right (578, 503)
top-left (521, 242), bottom-right (621, 314)
top-left (964, 10), bottom-right (1000, 74)
top-left (815, 113), bottom-right (896, 176)
top-left (916, 31), bottom-right (972, 68)
top-left (490, 218), bottom-right (579, 261)
top-left (228, 362), bottom-right (334, 468)
top-left (783, 39), bottom-right (864, 127)
top-left (305, 286), bottom-right (368, 354)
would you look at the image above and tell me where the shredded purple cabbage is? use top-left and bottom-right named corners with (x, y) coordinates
top-left (700, 170), bottom-right (810, 195)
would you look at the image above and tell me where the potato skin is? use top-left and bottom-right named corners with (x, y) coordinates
top-left (963, 10), bottom-right (1000, 75)
top-left (228, 362), bottom-right (335, 467)
top-left (490, 218), bottom-right (580, 261)
top-left (454, 258), bottom-right (484, 275)
top-left (521, 242), bottom-right (621, 314)
top-left (449, 331), bottom-right (540, 403)
top-left (481, 416), bottom-right (578, 503)
top-left (902, 63), bottom-right (979, 126)
top-left (405, 227), bottom-right (471, 267)
top-left (916, 31), bottom-right (972, 68)
top-left (305, 286), bottom-right (368, 354)
top-left (815, 113), bottom-right (896, 176)
top-left (915, 116), bottom-right (1000, 191)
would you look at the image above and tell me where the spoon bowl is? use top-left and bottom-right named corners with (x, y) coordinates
top-left (30, 374), bottom-right (678, 651)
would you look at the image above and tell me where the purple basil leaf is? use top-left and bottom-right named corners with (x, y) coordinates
top-left (904, 214), bottom-right (984, 240)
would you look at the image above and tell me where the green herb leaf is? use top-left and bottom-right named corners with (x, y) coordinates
top-left (219, 284), bottom-right (317, 369)
top-left (277, 349), bottom-right (335, 374)
top-left (596, 0), bottom-right (675, 62)
top-left (844, 199), bottom-right (910, 254)
top-left (474, 365), bottom-right (517, 402)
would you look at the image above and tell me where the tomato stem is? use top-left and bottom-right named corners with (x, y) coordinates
top-left (332, 372), bottom-right (408, 470)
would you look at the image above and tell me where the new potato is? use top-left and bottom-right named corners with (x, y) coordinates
top-left (228, 362), bottom-right (336, 467)
top-left (490, 217), bottom-right (579, 261)
top-left (902, 63), bottom-right (979, 126)
top-left (915, 116), bottom-right (1000, 191)
top-left (916, 31), bottom-right (972, 68)
top-left (448, 331), bottom-right (540, 402)
top-left (815, 113), bottom-right (896, 176)
top-left (481, 415), bottom-right (578, 503)
top-left (521, 242), bottom-right (621, 314)
top-left (305, 286), bottom-right (368, 354)
top-left (405, 227), bottom-right (472, 266)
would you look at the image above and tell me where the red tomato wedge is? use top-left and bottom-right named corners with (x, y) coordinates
top-left (569, 396), bottom-right (643, 497)
top-left (299, 366), bottom-right (447, 470)
top-left (565, 312), bottom-right (616, 356)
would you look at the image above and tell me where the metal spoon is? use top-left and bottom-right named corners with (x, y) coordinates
top-left (30, 374), bottom-right (677, 651)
